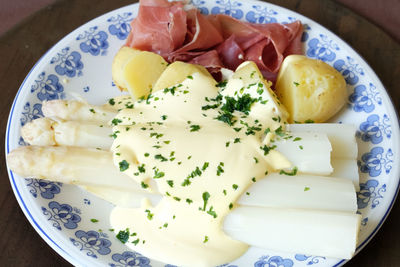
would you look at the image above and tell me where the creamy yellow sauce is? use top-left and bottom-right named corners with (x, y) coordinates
top-left (109, 67), bottom-right (290, 266)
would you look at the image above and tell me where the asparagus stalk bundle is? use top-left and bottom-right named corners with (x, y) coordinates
top-left (7, 99), bottom-right (361, 260)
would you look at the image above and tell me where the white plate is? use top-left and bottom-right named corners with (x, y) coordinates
top-left (5, 1), bottom-right (400, 266)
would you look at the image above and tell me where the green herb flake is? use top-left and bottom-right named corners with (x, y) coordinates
top-left (131, 239), bottom-right (140, 245)
top-left (89, 108), bottom-right (96, 114)
top-left (144, 153), bottom-right (150, 157)
top-left (153, 169), bottom-right (165, 179)
top-left (145, 209), bottom-right (154, 220)
top-left (229, 203), bottom-right (233, 210)
top-left (116, 229), bottom-right (130, 244)
top-left (173, 196), bottom-right (181, 202)
top-left (293, 81), bottom-right (300, 87)
top-left (186, 198), bottom-right (193, 204)
top-left (225, 141), bottom-right (230, 147)
top-left (187, 75), bottom-right (193, 79)
top-left (202, 191), bottom-right (210, 211)
top-left (90, 218), bottom-right (99, 223)
top-left (167, 180), bottom-right (174, 188)
top-left (190, 125), bottom-right (201, 132)
top-left (304, 186), bottom-right (310, 191)
top-left (216, 162), bottom-right (225, 176)
top-left (223, 189), bottom-right (227, 195)
top-left (111, 118), bottom-right (122, 126)
top-left (253, 157), bottom-right (259, 164)
top-left (108, 98), bottom-right (115, 105)
top-left (299, 145), bottom-right (304, 150)
top-left (234, 138), bottom-right (241, 143)
top-left (279, 167), bottom-right (298, 176)
top-left (119, 160), bottom-right (129, 172)
top-left (232, 184), bottom-right (239, 190)
top-left (155, 154), bottom-right (168, 162)
top-left (161, 115), bottom-right (168, 120)
top-left (260, 145), bottom-right (277, 155)
top-left (141, 182), bottom-right (149, 189)
top-left (251, 177), bottom-right (257, 182)
top-left (305, 119), bottom-right (315, 123)
top-left (293, 137), bottom-right (302, 142)
top-left (203, 236), bottom-right (209, 243)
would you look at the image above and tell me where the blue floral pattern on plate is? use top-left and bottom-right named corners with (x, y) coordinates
top-left (5, 1), bottom-right (399, 267)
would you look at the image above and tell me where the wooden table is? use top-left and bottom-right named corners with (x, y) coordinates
top-left (0, 0), bottom-right (399, 266)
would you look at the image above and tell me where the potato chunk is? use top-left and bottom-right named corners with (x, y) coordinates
top-left (112, 47), bottom-right (168, 98)
top-left (275, 55), bottom-right (347, 123)
top-left (153, 61), bottom-right (214, 92)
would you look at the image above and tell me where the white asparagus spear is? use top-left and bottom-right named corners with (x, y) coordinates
top-left (238, 173), bottom-right (357, 213)
top-left (288, 123), bottom-right (357, 159)
top-left (331, 158), bottom-right (360, 191)
top-left (273, 131), bottom-right (332, 175)
top-left (21, 117), bottom-right (113, 149)
top-left (6, 145), bottom-right (357, 213)
top-left (42, 100), bottom-right (117, 123)
top-left (223, 206), bottom-right (361, 259)
top-left (21, 119), bottom-right (336, 176)
top-left (6, 145), bottom-right (157, 192)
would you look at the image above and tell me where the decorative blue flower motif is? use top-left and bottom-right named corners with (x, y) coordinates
top-left (108, 12), bottom-right (133, 40)
top-left (254, 255), bottom-right (294, 267)
top-left (361, 217), bottom-right (369, 226)
top-left (109, 251), bottom-right (151, 267)
top-left (306, 34), bottom-right (339, 62)
top-left (30, 72), bottom-right (65, 101)
top-left (20, 102), bottom-right (43, 126)
top-left (357, 179), bottom-right (387, 209)
top-left (83, 86), bottom-right (90, 92)
top-left (301, 24), bottom-right (311, 42)
top-left (18, 136), bottom-right (28, 146)
top-left (358, 114), bottom-right (392, 144)
top-left (50, 47), bottom-right (84, 77)
top-left (294, 254), bottom-right (326, 265)
top-left (77, 26), bottom-right (109, 56)
top-left (71, 230), bottom-right (112, 258)
top-left (42, 201), bottom-right (81, 230)
top-left (349, 83), bottom-right (382, 113)
top-left (84, 198), bottom-right (91, 205)
top-left (25, 178), bottom-right (62, 199)
top-left (211, 0), bottom-right (243, 19)
top-left (245, 5), bottom-right (277, 23)
top-left (359, 147), bottom-right (393, 177)
top-left (333, 56), bottom-right (364, 85)
top-left (190, 0), bottom-right (209, 14)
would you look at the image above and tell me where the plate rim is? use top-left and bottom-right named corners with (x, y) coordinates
top-left (4, 1), bottom-right (400, 266)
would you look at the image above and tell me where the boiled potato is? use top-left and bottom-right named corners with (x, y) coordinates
top-left (123, 50), bottom-right (168, 99)
top-left (112, 47), bottom-right (141, 91)
top-left (275, 55), bottom-right (347, 123)
top-left (112, 47), bottom-right (168, 98)
top-left (153, 61), bottom-right (214, 92)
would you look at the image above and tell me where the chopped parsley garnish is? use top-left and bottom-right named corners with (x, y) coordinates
top-left (223, 189), bottom-right (227, 195)
top-left (216, 162), bottom-right (225, 176)
top-left (299, 145), bottom-right (304, 150)
top-left (232, 184), bottom-right (239, 190)
top-left (119, 160), bottom-right (129, 172)
top-left (173, 196), bottom-right (181, 202)
top-left (153, 168), bottom-right (165, 179)
top-left (202, 162), bottom-right (209, 171)
top-left (167, 180), bottom-right (174, 187)
top-left (203, 236), bottom-right (209, 243)
top-left (145, 209), bottom-right (154, 220)
top-left (226, 141), bottom-right (230, 147)
top-left (229, 203), bottom-right (233, 209)
top-left (161, 115), bottom-right (168, 120)
top-left (132, 239), bottom-right (140, 245)
top-left (110, 130), bottom-right (120, 139)
top-left (90, 219), bottom-right (99, 223)
top-left (207, 206), bottom-right (217, 218)
top-left (190, 125), bottom-right (201, 132)
top-left (251, 177), bottom-right (257, 182)
top-left (116, 229), bottom-right (130, 244)
top-left (141, 182), bottom-right (149, 189)
top-left (186, 198), bottom-right (193, 204)
top-left (111, 118), bottom-right (122, 126)
top-left (155, 154), bottom-right (168, 162)
top-left (253, 157), bottom-right (259, 163)
top-left (304, 186), bottom-right (310, 191)
top-left (89, 108), bottom-right (96, 113)
top-left (138, 164), bottom-right (146, 173)
top-left (202, 191), bottom-right (210, 211)
top-left (108, 98), bottom-right (115, 105)
top-left (274, 126), bottom-right (285, 137)
top-left (305, 119), bottom-right (315, 123)
top-left (293, 81), bottom-right (300, 86)
top-left (216, 80), bottom-right (227, 88)
top-left (144, 153), bottom-right (150, 157)
top-left (187, 75), bottom-right (193, 79)
top-left (279, 167), bottom-right (298, 176)
top-left (234, 138), bottom-right (241, 143)
top-left (260, 145), bottom-right (277, 155)
top-left (293, 137), bottom-right (302, 141)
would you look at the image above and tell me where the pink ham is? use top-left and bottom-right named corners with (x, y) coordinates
top-left (125, 0), bottom-right (303, 84)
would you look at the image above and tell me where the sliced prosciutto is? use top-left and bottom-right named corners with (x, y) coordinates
top-left (125, 0), bottom-right (303, 83)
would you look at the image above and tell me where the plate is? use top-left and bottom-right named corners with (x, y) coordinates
top-left (5, 1), bottom-right (400, 266)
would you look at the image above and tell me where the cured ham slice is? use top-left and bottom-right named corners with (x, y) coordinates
top-left (125, 0), bottom-right (303, 83)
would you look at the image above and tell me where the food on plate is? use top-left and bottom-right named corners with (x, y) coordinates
top-left (6, 0), bottom-right (362, 265)
top-left (124, 0), bottom-right (303, 82)
top-left (275, 55), bottom-right (347, 123)
top-left (7, 56), bottom-right (361, 266)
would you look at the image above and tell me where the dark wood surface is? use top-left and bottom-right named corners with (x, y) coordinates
top-left (0, 0), bottom-right (399, 266)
